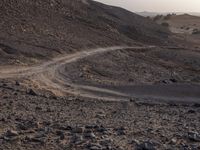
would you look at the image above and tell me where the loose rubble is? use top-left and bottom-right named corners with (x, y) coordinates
top-left (0, 80), bottom-right (200, 150)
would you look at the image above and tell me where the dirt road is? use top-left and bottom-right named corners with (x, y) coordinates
top-left (0, 46), bottom-right (200, 102)
top-left (0, 46), bottom-right (148, 99)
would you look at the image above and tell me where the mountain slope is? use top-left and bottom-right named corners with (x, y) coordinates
top-left (154, 14), bottom-right (200, 34)
top-left (0, 0), bottom-right (170, 65)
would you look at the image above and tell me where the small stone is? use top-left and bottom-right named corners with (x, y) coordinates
top-left (131, 139), bottom-right (140, 145)
top-left (170, 78), bottom-right (177, 83)
top-left (56, 130), bottom-right (65, 140)
top-left (79, 73), bottom-right (84, 78)
top-left (171, 138), bottom-right (177, 144)
top-left (85, 125), bottom-right (98, 129)
top-left (162, 80), bottom-right (168, 84)
top-left (2, 83), bottom-right (7, 87)
top-left (96, 125), bottom-right (107, 133)
top-left (71, 134), bottom-right (84, 144)
top-left (130, 98), bottom-right (135, 102)
top-left (96, 111), bottom-right (106, 119)
top-left (90, 145), bottom-right (102, 150)
top-left (100, 138), bottom-right (113, 146)
top-left (0, 118), bottom-right (6, 122)
top-left (87, 143), bottom-right (102, 150)
top-left (25, 136), bottom-right (45, 144)
top-left (6, 130), bottom-right (19, 137)
top-left (193, 103), bottom-right (200, 107)
top-left (188, 109), bottom-right (196, 114)
top-left (115, 127), bottom-right (126, 135)
top-left (96, 113), bottom-right (106, 119)
top-left (136, 141), bottom-right (156, 150)
top-left (85, 132), bottom-right (96, 139)
top-left (15, 81), bottom-right (20, 86)
top-left (27, 89), bottom-right (37, 96)
top-left (59, 125), bottom-right (72, 131)
top-left (188, 131), bottom-right (200, 142)
top-left (35, 106), bottom-right (42, 110)
top-left (72, 127), bottom-right (85, 133)
top-left (49, 95), bottom-right (57, 100)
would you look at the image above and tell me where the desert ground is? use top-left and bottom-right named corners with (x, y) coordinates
top-left (0, 0), bottom-right (200, 150)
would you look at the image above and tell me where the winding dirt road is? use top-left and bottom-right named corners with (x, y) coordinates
top-left (0, 46), bottom-right (200, 102)
top-left (0, 46), bottom-right (150, 100)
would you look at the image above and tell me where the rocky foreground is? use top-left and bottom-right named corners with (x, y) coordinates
top-left (0, 80), bottom-right (200, 150)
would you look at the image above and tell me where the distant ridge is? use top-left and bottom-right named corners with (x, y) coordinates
top-left (136, 12), bottom-right (200, 17)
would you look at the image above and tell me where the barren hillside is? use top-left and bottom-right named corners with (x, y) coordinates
top-left (0, 0), bottom-right (170, 65)
top-left (1, 1), bottom-right (200, 150)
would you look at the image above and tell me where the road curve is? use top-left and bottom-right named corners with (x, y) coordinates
top-left (0, 45), bottom-right (199, 102)
top-left (0, 46), bottom-right (154, 100)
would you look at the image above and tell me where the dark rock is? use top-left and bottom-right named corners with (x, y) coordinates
top-left (15, 81), bottom-right (20, 86)
top-left (130, 98), bottom-right (135, 102)
top-left (2, 83), bottom-right (7, 87)
top-left (2, 95), bottom-right (8, 99)
top-left (27, 89), bottom-right (37, 96)
top-left (187, 131), bottom-right (200, 142)
top-left (6, 130), bottom-right (19, 137)
top-left (96, 125), bottom-right (107, 133)
top-left (187, 109), bottom-right (196, 114)
top-left (3, 136), bottom-right (19, 142)
top-left (84, 132), bottom-right (96, 139)
top-left (49, 95), bottom-right (57, 100)
top-left (17, 120), bottom-right (37, 130)
top-left (36, 127), bottom-right (51, 135)
top-left (99, 138), bottom-right (113, 146)
top-left (0, 118), bottom-right (6, 122)
top-left (90, 145), bottom-right (102, 150)
top-left (115, 127), bottom-right (126, 135)
top-left (25, 136), bottom-right (45, 144)
top-left (162, 80), bottom-right (168, 84)
top-left (43, 121), bottom-right (51, 126)
top-left (56, 130), bottom-right (65, 140)
top-left (71, 134), bottom-right (84, 144)
top-left (35, 106), bottom-right (42, 110)
top-left (72, 127), bottom-right (85, 133)
top-left (193, 103), bottom-right (200, 108)
top-left (85, 125), bottom-right (99, 129)
top-left (86, 143), bottom-right (103, 150)
top-left (58, 125), bottom-right (72, 131)
top-left (136, 141), bottom-right (156, 150)
top-left (169, 78), bottom-right (177, 83)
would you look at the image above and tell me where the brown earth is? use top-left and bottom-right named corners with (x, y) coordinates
top-left (0, 80), bottom-right (200, 150)
top-left (1, 1), bottom-right (200, 150)
top-left (0, 0), bottom-right (170, 65)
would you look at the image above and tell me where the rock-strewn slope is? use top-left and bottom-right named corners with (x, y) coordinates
top-left (0, 80), bottom-right (200, 150)
top-left (0, 0), bottom-right (170, 65)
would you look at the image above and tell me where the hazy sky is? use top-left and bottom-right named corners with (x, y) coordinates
top-left (94, 0), bottom-right (200, 12)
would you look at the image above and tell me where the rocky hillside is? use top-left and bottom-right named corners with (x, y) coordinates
top-left (0, 0), bottom-right (170, 65)
top-left (154, 14), bottom-right (200, 34)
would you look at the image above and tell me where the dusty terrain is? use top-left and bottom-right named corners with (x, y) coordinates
top-left (0, 80), bottom-right (200, 150)
top-left (0, 0), bottom-right (170, 65)
top-left (1, 45), bottom-right (200, 150)
top-left (154, 14), bottom-right (200, 34)
top-left (1, 0), bottom-right (200, 150)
